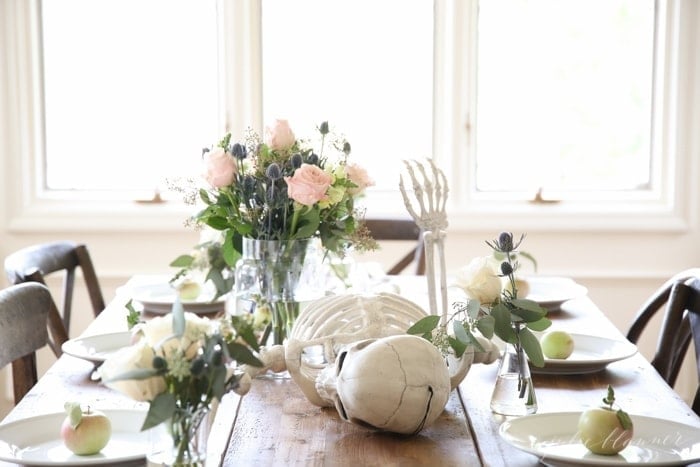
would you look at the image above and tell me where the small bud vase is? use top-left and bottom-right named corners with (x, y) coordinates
top-left (147, 404), bottom-right (212, 467)
top-left (489, 341), bottom-right (537, 416)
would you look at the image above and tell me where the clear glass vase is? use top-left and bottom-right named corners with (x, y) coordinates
top-left (232, 237), bottom-right (323, 346)
top-left (147, 404), bottom-right (211, 467)
top-left (489, 341), bottom-right (537, 416)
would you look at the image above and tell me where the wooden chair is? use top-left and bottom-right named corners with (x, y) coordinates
top-left (0, 282), bottom-right (51, 404)
top-left (625, 268), bottom-right (700, 415)
top-left (4, 241), bottom-right (105, 356)
top-left (364, 218), bottom-right (425, 275)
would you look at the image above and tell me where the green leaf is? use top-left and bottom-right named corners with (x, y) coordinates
top-left (466, 299), bottom-right (481, 320)
top-left (222, 230), bottom-right (239, 267)
top-left (526, 317), bottom-right (552, 332)
top-left (294, 209), bottom-right (321, 238)
top-left (448, 336), bottom-right (468, 358)
top-left (210, 365), bottom-right (227, 400)
top-left (492, 303), bottom-right (516, 343)
top-left (510, 298), bottom-right (547, 322)
top-left (520, 327), bottom-right (545, 367)
top-left (406, 315), bottom-right (441, 335)
top-left (64, 401), bottom-right (82, 428)
top-left (617, 409), bottom-right (633, 430)
top-left (475, 314), bottom-right (495, 339)
top-left (228, 342), bottom-right (263, 367)
top-left (169, 254), bottom-right (194, 268)
top-left (453, 321), bottom-right (486, 353)
top-left (141, 392), bottom-right (176, 431)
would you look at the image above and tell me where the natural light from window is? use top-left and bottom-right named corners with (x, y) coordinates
top-left (475, 0), bottom-right (655, 197)
top-left (41, 0), bottom-right (220, 194)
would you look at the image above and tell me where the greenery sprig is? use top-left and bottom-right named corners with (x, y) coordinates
top-left (408, 231), bottom-right (551, 367)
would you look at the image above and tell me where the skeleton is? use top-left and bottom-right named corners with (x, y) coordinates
top-left (399, 159), bottom-right (449, 327)
top-left (236, 159), bottom-right (501, 434)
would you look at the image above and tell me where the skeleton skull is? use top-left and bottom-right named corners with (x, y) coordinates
top-left (316, 334), bottom-right (451, 435)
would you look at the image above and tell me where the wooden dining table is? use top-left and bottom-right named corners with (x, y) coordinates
top-left (1, 274), bottom-right (699, 466)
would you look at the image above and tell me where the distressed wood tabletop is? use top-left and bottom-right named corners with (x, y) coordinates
top-left (2, 275), bottom-right (699, 466)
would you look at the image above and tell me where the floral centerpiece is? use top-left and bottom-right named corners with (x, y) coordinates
top-left (99, 303), bottom-right (262, 466)
top-left (187, 119), bottom-right (376, 345)
top-left (408, 232), bottom-right (551, 415)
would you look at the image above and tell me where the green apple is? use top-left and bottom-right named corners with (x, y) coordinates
top-left (578, 386), bottom-right (634, 455)
top-left (60, 402), bottom-right (112, 455)
top-left (178, 280), bottom-right (202, 300)
top-left (540, 330), bottom-right (574, 359)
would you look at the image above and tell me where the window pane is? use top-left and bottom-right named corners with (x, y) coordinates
top-left (41, 0), bottom-right (220, 193)
top-left (261, 0), bottom-right (433, 192)
top-left (475, 0), bottom-right (655, 195)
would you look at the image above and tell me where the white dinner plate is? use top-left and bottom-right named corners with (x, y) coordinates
top-left (0, 409), bottom-right (148, 465)
top-left (61, 331), bottom-right (134, 365)
top-left (532, 333), bottom-right (638, 375)
top-left (524, 276), bottom-right (588, 312)
top-left (499, 412), bottom-right (700, 466)
top-left (130, 283), bottom-right (225, 314)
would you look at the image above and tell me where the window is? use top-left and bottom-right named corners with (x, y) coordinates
top-left (41, 0), bottom-right (220, 195)
top-left (4, 0), bottom-right (694, 232)
top-left (474, 0), bottom-right (656, 199)
top-left (260, 0), bottom-right (433, 193)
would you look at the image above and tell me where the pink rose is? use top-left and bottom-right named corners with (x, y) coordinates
top-left (345, 163), bottom-right (374, 195)
top-left (285, 163), bottom-right (332, 206)
top-left (264, 119), bottom-right (296, 151)
top-left (203, 147), bottom-right (236, 188)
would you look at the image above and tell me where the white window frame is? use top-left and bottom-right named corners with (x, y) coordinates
top-left (2, 0), bottom-right (696, 234)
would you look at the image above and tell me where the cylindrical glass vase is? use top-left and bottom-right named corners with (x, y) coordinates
top-left (232, 237), bottom-right (323, 345)
top-left (489, 342), bottom-right (537, 416)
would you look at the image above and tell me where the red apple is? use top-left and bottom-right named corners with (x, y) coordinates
top-left (578, 386), bottom-right (634, 455)
top-left (60, 402), bottom-right (112, 455)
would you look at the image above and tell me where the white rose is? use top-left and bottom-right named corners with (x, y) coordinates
top-left (454, 256), bottom-right (503, 305)
top-left (99, 341), bottom-right (166, 401)
top-left (136, 312), bottom-right (213, 360)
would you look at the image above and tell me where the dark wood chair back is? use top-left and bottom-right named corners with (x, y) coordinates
top-left (0, 282), bottom-right (51, 404)
top-left (4, 241), bottom-right (105, 356)
top-left (626, 268), bottom-right (700, 415)
top-left (364, 218), bottom-right (425, 275)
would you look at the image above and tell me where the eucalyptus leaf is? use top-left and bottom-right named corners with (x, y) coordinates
top-left (475, 315), bottom-right (495, 339)
top-left (526, 317), bottom-right (552, 332)
top-left (466, 299), bottom-right (481, 320)
top-left (510, 298), bottom-right (546, 315)
top-left (228, 342), bottom-right (263, 367)
top-left (406, 315), bottom-right (441, 335)
top-left (520, 327), bottom-right (545, 367)
top-left (492, 303), bottom-right (517, 343)
top-left (141, 392), bottom-right (176, 431)
top-left (510, 306), bottom-right (547, 323)
top-left (448, 336), bottom-right (468, 358)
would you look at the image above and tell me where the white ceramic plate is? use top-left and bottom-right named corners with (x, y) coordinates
top-left (0, 409), bottom-right (148, 465)
top-left (61, 332), bottom-right (134, 365)
top-left (524, 276), bottom-right (588, 312)
top-left (130, 283), bottom-right (225, 314)
top-left (499, 412), bottom-right (700, 466)
top-left (532, 333), bottom-right (638, 375)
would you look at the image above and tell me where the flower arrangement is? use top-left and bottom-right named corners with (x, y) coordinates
top-left (192, 119), bottom-right (377, 264)
top-left (408, 232), bottom-right (551, 365)
top-left (169, 231), bottom-right (234, 300)
top-left (99, 302), bottom-right (261, 465)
